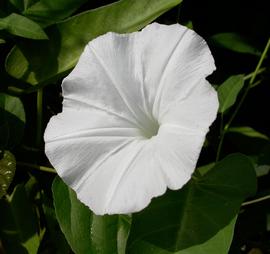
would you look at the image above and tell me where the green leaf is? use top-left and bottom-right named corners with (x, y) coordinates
top-left (0, 150), bottom-right (16, 198)
top-left (196, 162), bottom-right (215, 176)
top-left (226, 131), bottom-right (269, 156)
top-left (9, 0), bottom-right (24, 12)
top-left (52, 177), bottom-right (132, 254)
top-left (42, 194), bottom-right (71, 254)
top-left (0, 93), bottom-right (25, 148)
top-left (210, 33), bottom-right (261, 56)
top-left (217, 75), bottom-right (245, 113)
top-left (257, 144), bottom-right (270, 166)
top-left (0, 184), bottom-right (41, 253)
top-left (0, 13), bottom-right (48, 39)
top-left (129, 217), bottom-right (236, 254)
top-left (6, 0), bottom-right (182, 86)
top-left (0, 38), bottom-right (5, 44)
top-left (228, 126), bottom-right (269, 140)
top-left (127, 154), bottom-right (256, 252)
top-left (23, 0), bottom-right (88, 26)
top-left (9, 0), bottom-right (38, 11)
top-left (182, 20), bottom-right (193, 30)
top-left (176, 217), bottom-right (237, 254)
top-left (24, 0), bottom-right (40, 10)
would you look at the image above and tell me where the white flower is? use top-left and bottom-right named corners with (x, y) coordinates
top-left (44, 23), bottom-right (218, 215)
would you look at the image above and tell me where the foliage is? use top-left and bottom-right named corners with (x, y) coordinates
top-left (1, 0), bottom-right (270, 253)
top-left (53, 176), bottom-right (132, 254)
top-left (0, 150), bottom-right (16, 198)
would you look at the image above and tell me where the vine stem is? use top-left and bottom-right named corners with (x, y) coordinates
top-left (216, 38), bottom-right (270, 161)
top-left (17, 161), bottom-right (56, 173)
top-left (243, 67), bottom-right (266, 81)
top-left (36, 88), bottom-right (43, 147)
top-left (242, 194), bottom-right (270, 206)
top-left (227, 38), bottom-right (270, 128)
top-left (216, 114), bottom-right (224, 162)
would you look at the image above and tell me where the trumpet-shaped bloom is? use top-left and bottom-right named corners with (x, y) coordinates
top-left (44, 23), bottom-right (218, 215)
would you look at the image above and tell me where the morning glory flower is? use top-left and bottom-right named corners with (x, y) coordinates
top-left (44, 23), bottom-right (218, 215)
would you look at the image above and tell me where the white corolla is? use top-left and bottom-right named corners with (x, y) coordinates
top-left (44, 23), bottom-right (219, 215)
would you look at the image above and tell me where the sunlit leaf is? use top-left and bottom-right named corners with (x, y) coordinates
top-left (23, 0), bottom-right (88, 26)
top-left (52, 177), bottom-right (132, 254)
top-left (0, 150), bottom-right (16, 198)
top-left (210, 33), bottom-right (261, 56)
top-left (0, 13), bottom-right (48, 39)
top-left (0, 183), bottom-right (41, 253)
top-left (6, 0), bottom-right (182, 86)
top-left (0, 93), bottom-right (25, 148)
top-left (228, 126), bottom-right (269, 140)
top-left (217, 75), bottom-right (245, 113)
top-left (127, 154), bottom-right (256, 252)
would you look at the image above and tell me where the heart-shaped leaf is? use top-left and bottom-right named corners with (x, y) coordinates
top-left (129, 217), bottom-right (236, 254)
top-left (127, 153), bottom-right (256, 252)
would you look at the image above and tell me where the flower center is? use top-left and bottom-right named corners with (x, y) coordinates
top-left (140, 119), bottom-right (160, 139)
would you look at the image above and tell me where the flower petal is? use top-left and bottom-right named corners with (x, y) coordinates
top-left (45, 111), bottom-right (167, 214)
top-left (136, 23), bottom-right (215, 119)
top-left (45, 108), bottom-right (141, 189)
top-left (45, 23), bottom-right (218, 215)
top-left (74, 140), bottom-right (168, 214)
top-left (160, 79), bottom-right (219, 132)
top-left (154, 124), bottom-right (206, 189)
top-left (62, 31), bottom-right (156, 137)
top-left (62, 23), bottom-right (215, 135)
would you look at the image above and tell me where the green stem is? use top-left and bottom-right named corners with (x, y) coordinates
top-left (17, 161), bottom-right (56, 173)
top-left (242, 194), bottom-right (270, 206)
top-left (250, 39), bottom-right (270, 85)
top-left (6, 86), bottom-right (25, 96)
top-left (21, 145), bottom-right (41, 152)
top-left (216, 114), bottom-right (224, 162)
top-left (225, 83), bottom-right (250, 130)
top-left (216, 38), bottom-right (270, 161)
top-left (226, 38), bottom-right (270, 128)
top-left (7, 85), bottom-right (46, 95)
top-left (250, 79), bottom-right (262, 88)
top-left (36, 88), bottom-right (43, 147)
top-left (243, 67), bottom-right (266, 81)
